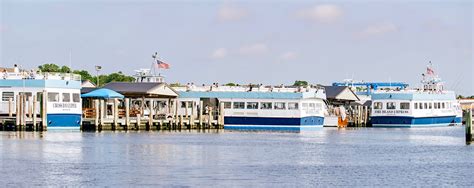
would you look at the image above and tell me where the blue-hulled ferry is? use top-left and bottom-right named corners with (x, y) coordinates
top-left (0, 71), bottom-right (82, 129)
top-left (370, 64), bottom-right (462, 127)
top-left (175, 85), bottom-right (327, 131)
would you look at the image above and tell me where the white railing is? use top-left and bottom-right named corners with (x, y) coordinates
top-left (1, 72), bottom-right (81, 81)
top-left (173, 85), bottom-right (324, 93)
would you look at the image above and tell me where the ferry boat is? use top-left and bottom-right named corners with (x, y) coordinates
top-left (174, 85), bottom-right (327, 131)
top-left (370, 64), bottom-right (462, 127)
top-left (0, 70), bottom-right (82, 129)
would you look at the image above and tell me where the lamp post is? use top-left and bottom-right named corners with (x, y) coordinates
top-left (95, 65), bottom-right (102, 87)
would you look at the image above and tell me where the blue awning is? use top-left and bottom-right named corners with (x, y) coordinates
top-left (81, 88), bottom-right (124, 99)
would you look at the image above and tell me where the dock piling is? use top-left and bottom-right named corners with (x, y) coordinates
top-left (466, 109), bottom-right (473, 144)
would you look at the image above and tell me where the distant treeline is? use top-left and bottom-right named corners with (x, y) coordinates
top-left (457, 95), bottom-right (474, 99)
top-left (38, 64), bottom-right (135, 87)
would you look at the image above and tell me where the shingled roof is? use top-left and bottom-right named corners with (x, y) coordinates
top-left (323, 86), bottom-right (360, 101)
top-left (102, 82), bottom-right (178, 97)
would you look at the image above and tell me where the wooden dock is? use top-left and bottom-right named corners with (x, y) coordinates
top-left (0, 93), bottom-right (48, 131)
top-left (80, 98), bottom-right (224, 131)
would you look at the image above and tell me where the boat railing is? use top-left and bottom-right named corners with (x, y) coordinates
top-left (174, 85), bottom-right (324, 93)
top-left (1, 72), bottom-right (81, 81)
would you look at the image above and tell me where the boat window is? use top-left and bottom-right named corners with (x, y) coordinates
top-left (302, 103), bottom-right (308, 110)
top-left (309, 103), bottom-right (316, 110)
top-left (73, 93), bottom-right (80, 102)
top-left (19, 92), bottom-right (32, 101)
top-left (400, 102), bottom-right (410, 109)
top-left (414, 103), bottom-right (418, 109)
top-left (2, 92), bottom-right (14, 101)
top-left (274, 102), bottom-right (286, 110)
top-left (223, 102), bottom-right (232, 109)
top-left (374, 102), bottom-right (383, 109)
top-left (233, 102), bottom-right (245, 109)
top-left (386, 102), bottom-right (396, 109)
top-left (48, 92), bottom-right (59, 102)
top-left (288, 102), bottom-right (299, 110)
top-left (246, 102), bottom-right (259, 109)
top-left (424, 103), bottom-right (428, 109)
top-left (429, 103), bottom-right (432, 109)
top-left (62, 93), bottom-right (71, 102)
top-left (442, 102), bottom-right (445, 109)
top-left (438, 102), bottom-right (441, 109)
top-left (260, 102), bottom-right (272, 109)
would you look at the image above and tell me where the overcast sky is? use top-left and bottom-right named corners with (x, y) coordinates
top-left (1, 0), bottom-right (473, 95)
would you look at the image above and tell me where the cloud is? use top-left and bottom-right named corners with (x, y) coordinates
top-left (210, 48), bottom-right (228, 59)
top-left (280, 52), bottom-right (298, 60)
top-left (239, 43), bottom-right (269, 55)
top-left (360, 23), bottom-right (398, 36)
top-left (217, 4), bottom-right (248, 22)
top-left (296, 4), bottom-right (343, 23)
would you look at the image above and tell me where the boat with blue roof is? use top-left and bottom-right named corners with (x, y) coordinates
top-left (0, 67), bottom-right (82, 129)
top-left (174, 84), bottom-right (327, 131)
top-left (370, 63), bottom-right (462, 127)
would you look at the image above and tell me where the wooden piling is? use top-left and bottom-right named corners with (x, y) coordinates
top-left (94, 99), bottom-right (99, 130)
top-left (33, 95), bottom-right (37, 131)
top-left (8, 98), bottom-right (13, 118)
top-left (208, 107), bottom-right (212, 129)
top-left (199, 100), bottom-right (203, 129)
top-left (99, 99), bottom-right (105, 130)
top-left (15, 95), bottom-right (20, 127)
top-left (466, 109), bottom-right (473, 143)
top-left (219, 102), bottom-right (224, 128)
top-left (136, 114), bottom-right (141, 130)
top-left (190, 101), bottom-right (195, 129)
top-left (28, 96), bottom-right (33, 118)
top-left (148, 99), bottom-right (154, 131)
top-left (113, 98), bottom-right (118, 130)
top-left (41, 91), bottom-right (47, 131)
top-left (125, 98), bottom-right (130, 130)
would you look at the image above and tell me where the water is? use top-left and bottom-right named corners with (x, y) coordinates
top-left (1, 127), bottom-right (473, 187)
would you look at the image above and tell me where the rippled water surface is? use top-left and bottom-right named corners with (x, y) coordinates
top-left (1, 127), bottom-right (473, 187)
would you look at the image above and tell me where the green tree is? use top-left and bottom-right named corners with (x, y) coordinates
top-left (38, 64), bottom-right (61, 72)
top-left (72, 70), bottom-right (93, 81)
top-left (293, 80), bottom-right (308, 87)
top-left (225, 83), bottom-right (237, 86)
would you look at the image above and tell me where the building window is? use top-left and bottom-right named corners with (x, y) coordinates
top-left (2, 92), bottom-right (14, 101)
top-left (374, 102), bottom-right (383, 109)
top-left (223, 102), bottom-right (232, 109)
top-left (73, 93), bottom-right (80, 102)
top-left (400, 102), bottom-right (410, 109)
top-left (233, 102), bottom-right (245, 109)
top-left (62, 93), bottom-right (71, 102)
top-left (246, 102), bottom-right (259, 109)
top-left (260, 102), bottom-right (272, 109)
top-left (48, 93), bottom-right (59, 102)
top-left (180, 101), bottom-right (193, 108)
top-left (386, 102), bottom-right (396, 109)
top-left (274, 102), bottom-right (286, 110)
top-left (288, 102), bottom-right (299, 110)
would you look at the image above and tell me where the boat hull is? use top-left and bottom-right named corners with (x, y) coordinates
top-left (224, 116), bottom-right (324, 131)
top-left (371, 116), bottom-right (461, 128)
top-left (47, 114), bottom-right (81, 128)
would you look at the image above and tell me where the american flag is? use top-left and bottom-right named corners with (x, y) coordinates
top-left (426, 61), bottom-right (434, 75)
top-left (156, 59), bottom-right (170, 69)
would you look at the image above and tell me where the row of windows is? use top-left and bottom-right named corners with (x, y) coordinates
top-left (373, 101), bottom-right (452, 110)
top-left (222, 101), bottom-right (322, 110)
top-left (1, 92), bottom-right (80, 103)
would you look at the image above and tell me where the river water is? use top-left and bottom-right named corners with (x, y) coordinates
top-left (1, 127), bottom-right (473, 187)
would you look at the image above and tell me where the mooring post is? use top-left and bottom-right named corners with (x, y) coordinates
top-left (466, 109), bottom-right (473, 143)
top-left (99, 99), bottom-right (105, 131)
top-left (125, 98), bottom-right (130, 130)
top-left (113, 98), bottom-right (118, 131)
top-left (94, 99), bottom-right (99, 131)
top-left (136, 114), bottom-right (141, 130)
top-left (175, 100), bottom-right (179, 129)
top-left (32, 95), bottom-right (37, 131)
top-left (208, 107), bottom-right (212, 129)
top-left (148, 99), bottom-right (154, 131)
top-left (179, 115), bottom-right (183, 130)
top-left (219, 102), bottom-right (224, 129)
top-left (199, 100), bottom-right (203, 129)
top-left (15, 95), bottom-right (20, 128)
top-left (185, 101), bottom-right (189, 128)
top-left (41, 91), bottom-right (47, 131)
top-left (8, 97), bottom-right (13, 118)
top-left (28, 96), bottom-right (33, 119)
top-left (190, 101), bottom-right (195, 129)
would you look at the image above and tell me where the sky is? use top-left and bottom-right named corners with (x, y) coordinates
top-left (1, 0), bottom-right (473, 95)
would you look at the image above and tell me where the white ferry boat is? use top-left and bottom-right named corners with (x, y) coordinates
top-left (174, 85), bottom-right (327, 131)
top-left (370, 64), bottom-right (462, 127)
top-left (0, 70), bottom-right (82, 128)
